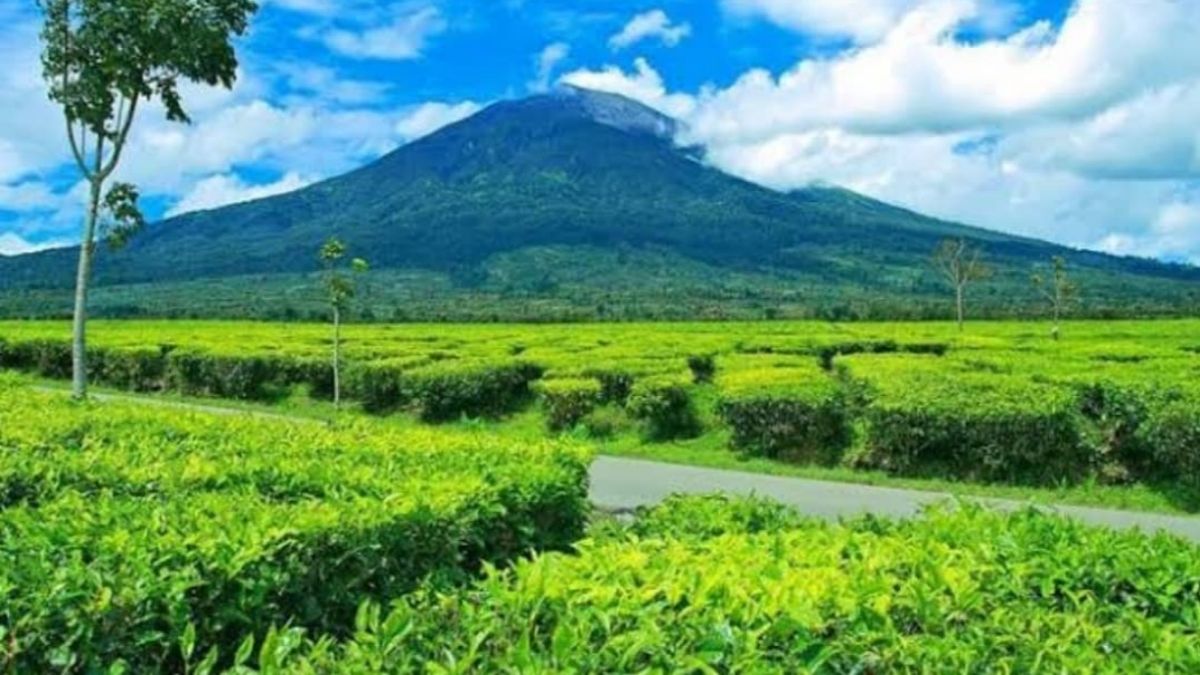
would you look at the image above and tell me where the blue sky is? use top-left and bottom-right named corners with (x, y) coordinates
top-left (1, 0), bottom-right (1198, 263)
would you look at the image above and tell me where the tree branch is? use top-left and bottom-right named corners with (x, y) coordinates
top-left (100, 95), bottom-right (139, 179)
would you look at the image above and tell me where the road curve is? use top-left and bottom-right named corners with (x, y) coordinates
top-left (590, 456), bottom-right (1200, 543)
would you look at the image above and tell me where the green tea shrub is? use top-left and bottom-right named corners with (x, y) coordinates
top-left (165, 351), bottom-right (285, 400)
top-left (537, 378), bottom-right (603, 430)
top-left (717, 367), bottom-right (849, 463)
top-left (686, 354), bottom-right (716, 383)
top-left (95, 348), bottom-right (168, 392)
top-left (625, 377), bottom-right (701, 441)
top-left (844, 356), bottom-right (1089, 483)
top-left (404, 360), bottom-right (543, 422)
top-left (346, 362), bottom-right (408, 413)
top-left (0, 383), bottom-right (590, 672)
top-left (622, 493), bottom-right (810, 540)
top-left (581, 367), bottom-right (636, 403)
top-left (251, 503), bottom-right (1200, 673)
top-left (1140, 398), bottom-right (1200, 487)
top-left (0, 338), bottom-right (72, 378)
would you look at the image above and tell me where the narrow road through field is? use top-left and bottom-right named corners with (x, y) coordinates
top-left (591, 456), bottom-right (1200, 543)
top-left (36, 387), bottom-right (1200, 542)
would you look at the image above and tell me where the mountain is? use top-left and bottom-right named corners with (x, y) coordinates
top-left (1, 86), bottom-right (1197, 321)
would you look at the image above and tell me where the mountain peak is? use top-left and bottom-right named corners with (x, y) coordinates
top-left (514, 85), bottom-right (678, 140)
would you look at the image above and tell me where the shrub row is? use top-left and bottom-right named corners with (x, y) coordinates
top-left (0, 337), bottom-right (301, 400)
top-left (348, 360), bottom-right (543, 421)
top-left (625, 376), bottom-right (701, 441)
top-left (717, 366), bottom-right (849, 463)
top-left (0, 337), bottom-right (546, 419)
top-left (535, 378), bottom-right (604, 431)
top-left (245, 499), bottom-right (1200, 673)
top-left (0, 379), bottom-right (590, 672)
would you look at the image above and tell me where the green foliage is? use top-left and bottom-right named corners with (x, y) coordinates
top-left (248, 501), bottom-right (1200, 673)
top-left (718, 367), bottom-right (849, 463)
top-left (0, 381), bottom-right (590, 672)
top-left (848, 357), bottom-right (1090, 483)
top-left (620, 493), bottom-right (811, 540)
top-left (625, 376), bottom-right (701, 441)
top-left (686, 354), bottom-right (716, 383)
top-left (405, 360), bottom-right (543, 422)
top-left (537, 378), bottom-right (603, 431)
top-left (582, 366), bottom-right (636, 404)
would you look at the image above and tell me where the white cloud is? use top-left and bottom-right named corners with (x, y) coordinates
top-left (276, 64), bottom-right (392, 106)
top-left (322, 4), bottom-right (446, 60)
top-left (166, 172), bottom-right (312, 217)
top-left (690, 0), bottom-right (1200, 144)
top-left (394, 101), bottom-right (483, 141)
top-left (721, 0), bottom-right (1017, 44)
top-left (565, 0), bottom-right (1200, 263)
top-left (0, 232), bottom-right (69, 256)
top-left (721, 0), bottom-right (919, 43)
top-left (530, 42), bottom-right (571, 92)
top-left (560, 58), bottom-right (697, 119)
top-left (609, 10), bottom-right (692, 50)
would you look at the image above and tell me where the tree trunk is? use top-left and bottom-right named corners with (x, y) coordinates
top-left (1052, 299), bottom-right (1061, 341)
top-left (70, 179), bottom-right (103, 400)
top-left (332, 304), bottom-right (341, 411)
top-left (955, 283), bottom-right (965, 332)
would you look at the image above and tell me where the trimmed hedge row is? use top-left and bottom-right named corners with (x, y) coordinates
top-left (348, 360), bottom-right (543, 421)
top-left (0, 379), bottom-right (590, 672)
top-left (0, 337), bottom-right (545, 420)
top-left (536, 378), bottom-right (604, 431)
top-left (625, 376), bottom-right (701, 441)
top-left (247, 500), bottom-right (1200, 673)
top-left (717, 367), bottom-right (849, 463)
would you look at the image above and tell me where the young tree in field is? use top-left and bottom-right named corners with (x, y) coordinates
top-left (1032, 256), bottom-right (1077, 341)
top-left (320, 238), bottom-right (369, 410)
top-left (39, 0), bottom-right (257, 400)
top-left (931, 238), bottom-right (989, 331)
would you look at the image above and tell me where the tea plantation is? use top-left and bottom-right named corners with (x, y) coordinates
top-left (2, 319), bottom-right (1199, 494)
top-left (3, 320), bottom-right (1200, 671)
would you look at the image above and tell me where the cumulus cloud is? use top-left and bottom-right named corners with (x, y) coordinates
top-left (560, 58), bottom-right (696, 119)
top-left (530, 42), bottom-right (571, 92)
top-left (0, 232), bottom-right (69, 256)
top-left (166, 172), bottom-right (312, 217)
top-left (562, 0), bottom-right (1200, 263)
top-left (609, 10), bottom-right (692, 50)
top-left (394, 101), bottom-right (483, 140)
top-left (322, 4), bottom-right (446, 60)
top-left (721, 0), bottom-right (1016, 44)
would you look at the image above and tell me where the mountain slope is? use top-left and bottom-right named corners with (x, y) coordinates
top-left (1, 86), bottom-right (1197, 320)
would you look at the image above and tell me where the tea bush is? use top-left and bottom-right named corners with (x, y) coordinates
top-left (536, 378), bottom-right (603, 431)
top-left (248, 500), bottom-right (1200, 673)
top-left (717, 366), bottom-right (849, 463)
top-left (0, 381), bottom-right (590, 672)
top-left (625, 376), bottom-right (701, 441)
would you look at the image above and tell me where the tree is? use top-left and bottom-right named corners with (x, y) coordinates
top-left (39, 0), bottom-right (257, 399)
top-left (1032, 256), bottom-right (1077, 341)
top-left (320, 237), bottom-right (369, 410)
top-left (931, 238), bottom-right (989, 331)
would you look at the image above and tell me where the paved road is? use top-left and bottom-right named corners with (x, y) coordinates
top-left (591, 456), bottom-right (1200, 543)
top-left (35, 386), bottom-right (1200, 543)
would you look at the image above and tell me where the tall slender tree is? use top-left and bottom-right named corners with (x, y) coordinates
top-left (38, 0), bottom-right (257, 399)
top-left (1032, 255), bottom-right (1077, 341)
top-left (931, 238), bottom-right (989, 331)
top-left (320, 237), bottom-right (369, 411)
